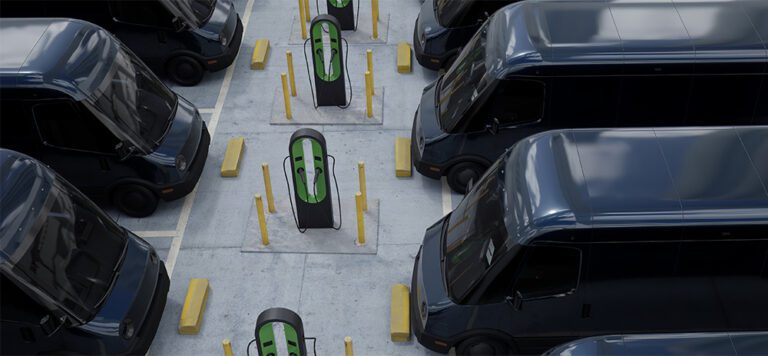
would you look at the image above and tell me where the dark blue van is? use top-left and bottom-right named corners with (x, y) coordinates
top-left (411, 126), bottom-right (768, 355)
top-left (0, 18), bottom-right (210, 217)
top-left (0, 149), bottom-right (169, 355)
top-left (412, 0), bottom-right (768, 193)
top-left (544, 332), bottom-right (768, 356)
top-left (0, 0), bottom-right (243, 86)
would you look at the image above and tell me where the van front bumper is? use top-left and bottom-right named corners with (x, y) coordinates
top-left (127, 263), bottom-right (169, 355)
top-left (413, 25), bottom-right (444, 71)
top-left (411, 112), bottom-right (445, 179)
top-left (204, 17), bottom-right (243, 72)
top-left (411, 248), bottom-right (452, 354)
top-left (160, 123), bottom-right (210, 201)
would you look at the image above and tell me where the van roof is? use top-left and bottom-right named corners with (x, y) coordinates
top-left (0, 18), bottom-right (109, 99)
top-left (493, 0), bottom-right (768, 75)
top-left (512, 126), bottom-right (768, 235)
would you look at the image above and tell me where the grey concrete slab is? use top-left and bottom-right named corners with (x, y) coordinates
top-left (270, 85), bottom-right (384, 125)
top-left (243, 199), bottom-right (379, 254)
top-left (149, 248), bottom-right (307, 356)
top-left (288, 13), bottom-right (390, 45)
top-left (299, 244), bottom-right (440, 355)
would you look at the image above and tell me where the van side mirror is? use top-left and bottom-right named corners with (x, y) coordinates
top-left (506, 291), bottom-right (525, 311)
top-left (115, 141), bottom-right (136, 161)
top-left (487, 118), bottom-right (500, 135)
top-left (39, 314), bottom-right (64, 337)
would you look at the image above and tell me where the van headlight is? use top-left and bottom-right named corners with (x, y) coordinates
top-left (176, 155), bottom-right (188, 172)
top-left (120, 319), bottom-right (136, 339)
top-left (219, 33), bottom-right (228, 47)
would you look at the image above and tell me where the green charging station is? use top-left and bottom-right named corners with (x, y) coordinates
top-left (289, 128), bottom-right (334, 229)
top-left (310, 15), bottom-right (347, 107)
top-left (327, 0), bottom-right (355, 30)
top-left (255, 308), bottom-right (307, 356)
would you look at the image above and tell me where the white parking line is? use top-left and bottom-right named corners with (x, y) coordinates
top-left (164, 0), bottom-right (258, 278)
top-left (441, 177), bottom-right (452, 215)
top-left (198, 108), bottom-right (215, 114)
top-left (134, 230), bottom-right (177, 238)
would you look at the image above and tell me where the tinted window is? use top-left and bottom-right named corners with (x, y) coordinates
top-left (486, 79), bottom-right (545, 126)
top-left (512, 246), bottom-right (580, 298)
top-left (617, 70), bottom-right (693, 127)
top-left (755, 75), bottom-right (768, 124)
top-left (687, 73), bottom-right (762, 125)
top-left (109, 1), bottom-right (174, 28)
top-left (550, 76), bottom-right (619, 127)
top-left (33, 101), bottom-right (119, 153)
top-left (0, 275), bottom-right (47, 324)
top-left (0, 100), bottom-right (39, 152)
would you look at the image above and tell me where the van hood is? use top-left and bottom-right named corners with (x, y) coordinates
top-left (78, 236), bottom-right (160, 338)
top-left (419, 80), bottom-right (447, 140)
top-left (147, 96), bottom-right (202, 168)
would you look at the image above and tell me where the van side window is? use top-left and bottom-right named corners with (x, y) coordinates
top-left (0, 99), bottom-right (40, 152)
top-left (512, 246), bottom-right (581, 298)
top-left (33, 100), bottom-right (120, 154)
top-left (0, 275), bottom-right (47, 324)
top-left (617, 68), bottom-right (693, 127)
top-left (686, 73), bottom-right (762, 125)
top-left (109, 1), bottom-right (174, 28)
top-left (488, 79), bottom-right (545, 126)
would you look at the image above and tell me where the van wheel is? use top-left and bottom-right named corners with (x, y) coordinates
top-left (447, 162), bottom-right (485, 194)
top-left (167, 56), bottom-right (204, 86)
top-left (456, 336), bottom-right (509, 356)
top-left (112, 184), bottom-right (159, 218)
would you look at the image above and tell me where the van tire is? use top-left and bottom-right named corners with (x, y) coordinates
top-left (456, 336), bottom-right (509, 356)
top-left (167, 56), bottom-right (204, 86)
top-left (447, 162), bottom-right (485, 194)
top-left (112, 184), bottom-right (159, 218)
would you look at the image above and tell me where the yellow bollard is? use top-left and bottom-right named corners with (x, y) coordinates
top-left (262, 163), bottom-right (276, 213)
top-left (286, 51), bottom-right (297, 97)
top-left (222, 339), bottom-right (234, 356)
top-left (355, 192), bottom-right (365, 246)
top-left (281, 73), bottom-right (292, 120)
top-left (372, 0), bottom-right (379, 39)
top-left (365, 71), bottom-right (373, 118)
top-left (304, 0), bottom-right (311, 22)
top-left (344, 336), bottom-right (354, 356)
top-left (358, 161), bottom-right (368, 211)
top-left (298, 0), bottom-right (308, 40)
top-left (366, 49), bottom-right (375, 96)
top-left (255, 194), bottom-right (269, 246)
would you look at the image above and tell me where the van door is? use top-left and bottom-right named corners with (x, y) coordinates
top-left (107, 1), bottom-right (178, 71)
top-left (617, 64), bottom-right (694, 127)
top-left (464, 78), bottom-right (548, 162)
top-left (686, 64), bottom-right (763, 125)
top-left (31, 99), bottom-right (122, 197)
top-left (0, 275), bottom-right (59, 355)
top-left (0, 98), bottom-right (43, 156)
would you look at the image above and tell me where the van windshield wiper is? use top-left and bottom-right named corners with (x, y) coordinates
top-left (93, 239), bottom-right (128, 309)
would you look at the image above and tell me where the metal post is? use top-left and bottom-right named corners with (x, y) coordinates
top-left (287, 51), bottom-right (298, 97)
top-left (355, 193), bottom-right (365, 246)
top-left (365, 71), bottom-right (373, 118)
top-left (298, 0), bottom-right (308, 40)
top-left (255, 194), bottom-right (269, 246)
top-left (262, 163), bottom-right (276, 213)
top-left (366, 49), bottom-right (375, 95)
top-left (281, 73), bottom-right (292, 120)
top-left (344, 336), bottom-right (354, 356)
top-left (358, 161), bottom-right (368, 211)
top-left (222, 339), bottom-right (233, 356)
top-left (371, 0), bottom-right (379, 39)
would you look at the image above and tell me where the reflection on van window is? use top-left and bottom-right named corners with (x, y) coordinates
top-left (33, 101), bottom-right (120, 153)
top-left (438, 22), bottom-right (491, 132)
top-left (5, 178), bottom-right (126, 320)
top-left (513, 246), bottom-right (580, 298)
top-left (65, 28), bottom-right (177, 150)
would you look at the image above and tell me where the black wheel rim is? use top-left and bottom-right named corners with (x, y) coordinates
top-left (457, 167), bottom-right (479, 186)
top-left (120, 190), bottom-right (148, 214)
top-left (175, 61), bottom-right (197, 81)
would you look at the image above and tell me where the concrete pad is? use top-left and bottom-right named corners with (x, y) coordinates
top-left (289, 13), bottom-right (390, 45)
top-left (242, 199), bottom-right (380, 254)
top-left (270, 85), bottom-right (384, 125)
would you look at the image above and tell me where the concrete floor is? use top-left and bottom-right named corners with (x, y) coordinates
top-left (110, 0), bottom-right (466, 354)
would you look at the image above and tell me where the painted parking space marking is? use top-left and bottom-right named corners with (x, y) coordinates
top-left (134, 230), bottom-right (177, 238)
top-left (441, 177), bottom-right (452, 215)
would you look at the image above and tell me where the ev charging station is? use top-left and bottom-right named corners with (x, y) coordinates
top-left (309, 15), bottom-right (347, 107)
top-left (288, 128), bottom-right (335, 229)
top-left (326, 0), bottom-right (355, 30)
top-left (254, 308), bottom-right (307, 356)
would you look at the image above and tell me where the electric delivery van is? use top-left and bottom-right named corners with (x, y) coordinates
top-left (0, 149), bottom-right (169, 355)
top-left (412, 0), bottom-right (768, 192)
top-left (0, 18), bottom-right (210, 217)
top-left (0, 0), bottom-right (243, 86)
top-left (415, 0), bottom-right (514, 70)
top-left (411, 126), bottom-right (768, 355)
top-left (543, 332), bottom-right (768, 356)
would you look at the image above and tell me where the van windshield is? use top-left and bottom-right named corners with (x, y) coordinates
top-left (167, 0), bottom-right (216, 27)
top-left (66, 28), bottom-right (177, 152)
top-left (0, 167), bottom-right (127, 322)
top-left (436, 0), bottom-right (477, 27)
top-left (444, 145), bottom-right (530, 300)
top-left (437, 22), bottom-right (492, 132)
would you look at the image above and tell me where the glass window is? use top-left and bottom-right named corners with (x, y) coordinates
top-left (110, 1), bottom-right (174, 28)
top-left (0, 99), bottom-right (40, 152)
top-left (617, 69), bottom-right (693, 127)
top-left (435, 0), bottom-right (507, 27)
top-left (0, 275), bottom-right (47, 324)
top-left (512, 246), bottom-right (581, 298)
top-left (33, 101), bottom-right (120, 153)
top-left (488, 79), bottom-right (545, 126)
top-left (438, 22), bottom-right (493, 132)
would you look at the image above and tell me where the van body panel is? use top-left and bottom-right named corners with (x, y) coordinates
top-left (0, 149), bottom-right (169, 355)
top-left (414, 1), bottom-right (768, 186)
top-left (543, 332), bottom-right (768, 356)
top-left (412, 127), bottom-right (768, 354)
